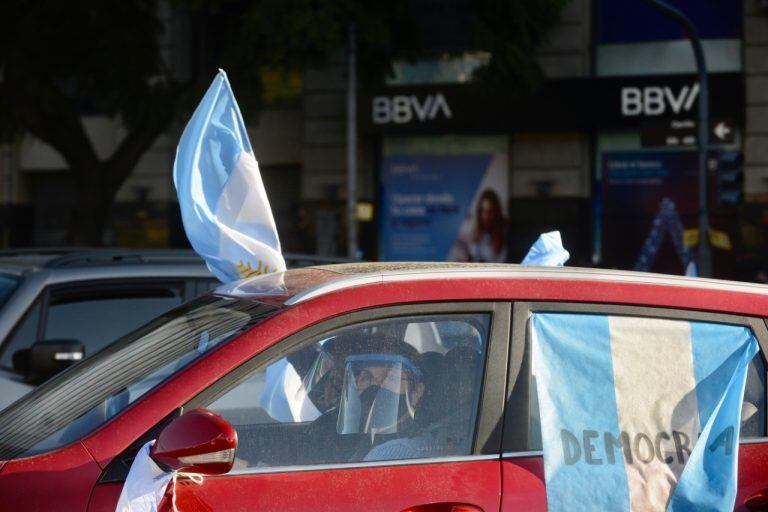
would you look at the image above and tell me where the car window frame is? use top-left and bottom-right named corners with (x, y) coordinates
top-left (0, 277), bottom-right (196, 370)
top-left (43, 278), bottom-right (188, 308)
top-left (502, 301), bottom-right (768, 458)
top-left (40, 278), bottom-right (187, 343)
top-left (0, 296), bottom-right (43, 370)
top-left (183, 301), bottom-right (511, 476)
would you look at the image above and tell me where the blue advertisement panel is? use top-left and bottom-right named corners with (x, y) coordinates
top-left (380, 138), bottom-right (508, 262)
top-left (600, 150), bottom-right (738, 277)
top-left (598, 0), bottom-right (741, 43)
top-left (601, 151), bottom-right (698, 274)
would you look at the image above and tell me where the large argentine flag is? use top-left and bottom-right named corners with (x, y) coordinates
top-left (532, 313), bottom-right (759, 511)
top-left (174, 70), bottom-right (286, 283)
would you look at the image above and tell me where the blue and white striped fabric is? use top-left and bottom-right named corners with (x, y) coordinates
top-left (531, 313), bottom-right (759, 511)
top-left (173, 70), bottom-right (286, 283)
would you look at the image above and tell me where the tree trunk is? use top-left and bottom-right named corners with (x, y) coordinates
top-left (69, 166), bottom-right (117, 246)
top-left (66, 115), bottom-right (173, 246)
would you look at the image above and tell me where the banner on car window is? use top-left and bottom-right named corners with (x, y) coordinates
top-left (531, 313), bottom-right (758, 511)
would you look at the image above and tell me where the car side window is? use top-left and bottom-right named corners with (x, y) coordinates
top-left (742, 354), bottom-right (766, 437)
top-left (205, 313), bottom-right (491, 470)
top-left (44, 283), bottom-right (185, 357)
top-left (521, 314), bottom-right (767, 452)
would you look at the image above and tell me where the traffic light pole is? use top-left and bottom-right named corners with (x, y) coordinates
top-left (643, 0), bottom-right (711, 277)
top-left (346, 22), bottom-right (358, 260)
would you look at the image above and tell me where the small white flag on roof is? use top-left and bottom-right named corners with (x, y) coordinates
top-left (522, 231), bottom-right (570, 267)
top-left (173, 70), bottom-right (286, 283)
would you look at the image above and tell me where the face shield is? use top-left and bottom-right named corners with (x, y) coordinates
top-left (337, 354), bottom-right (423, 436)
top-left (301, 348), bottom-right (338, 412)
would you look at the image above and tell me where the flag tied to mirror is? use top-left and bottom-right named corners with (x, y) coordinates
top-left (115, 441), bottom-right (171, 512)
top-left (173, 70), bottom-right (286, 284)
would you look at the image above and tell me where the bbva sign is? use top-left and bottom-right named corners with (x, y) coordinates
top-left (372, 93), bottom-right (453, 125)
top-left (621, 83), bottom-right (700, 117)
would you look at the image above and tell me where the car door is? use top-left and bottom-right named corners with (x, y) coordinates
top-left (500, 302), bottom-right (768, 511)
top-left (156, 302), bottom-right (509, 512)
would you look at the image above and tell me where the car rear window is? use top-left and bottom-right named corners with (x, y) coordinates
top-left (0, 295), bottom-right (277, 461)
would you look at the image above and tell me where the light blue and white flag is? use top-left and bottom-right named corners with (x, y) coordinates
top-left (174, 70), bottom-right (286, 283)
top-left (260, 357), bottom-right (321, 423)
top-left (115, 441), bottom-right (172, 512)
top-left (532, 313), bottom-right (758, 511)
top-left (522, 231), bottom-right (569, 267)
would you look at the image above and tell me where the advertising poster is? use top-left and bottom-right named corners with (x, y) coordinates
top-left (380, 136), bottom-right (508, 262)
top-left (600, 150), bottom-right (737, 277)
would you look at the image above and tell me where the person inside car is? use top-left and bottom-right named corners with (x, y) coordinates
top-left (359, 344), bottom-right (481, 462)
top-left (335, 340), bottom-right (430, 461)
top-left (297, 337), bottom-right (428, 463)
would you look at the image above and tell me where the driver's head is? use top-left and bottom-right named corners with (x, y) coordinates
top-left (337, 339), bottom-right (425, 436)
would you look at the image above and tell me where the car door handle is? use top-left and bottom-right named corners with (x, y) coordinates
top-left (746, 490), bottom-right (768, 511)
top-left (401, 504), bottom-right (483, 512)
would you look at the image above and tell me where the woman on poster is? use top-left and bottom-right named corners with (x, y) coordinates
top-left (448, 188), bottom-right (507, 263)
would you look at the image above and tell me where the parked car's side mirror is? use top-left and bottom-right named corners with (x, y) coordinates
top-left (14, 339), bottom-right (84, 384)
top-left (150, 408), bottom-right (237, 475)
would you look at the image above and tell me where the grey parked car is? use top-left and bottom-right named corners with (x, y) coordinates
top-left (0, 249), bottom-right (217, 408)
top-left (0, 248), bottom-right (348, 408)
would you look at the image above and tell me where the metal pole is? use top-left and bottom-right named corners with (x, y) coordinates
top-left (1, 144), bottom-right (15, 247)
top-left (346, 22), bottom-right (358, 260)
top-left (642, 0), bottom-right (711, 277)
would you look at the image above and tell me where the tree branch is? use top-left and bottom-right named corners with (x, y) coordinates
top-left (105, 86), bottom-right (189, 191)
top-left (8, 83), bottom-right (101, 174)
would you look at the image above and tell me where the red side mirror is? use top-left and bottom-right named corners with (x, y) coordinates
top-left (150, 408), bottom-right (237, 475)
top-left (401, 504), bottom-right (483, 512)
top-left (745, 490), bottom-right (768, 511)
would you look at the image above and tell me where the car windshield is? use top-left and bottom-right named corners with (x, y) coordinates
top-left (0, 295), bottom-right (277, 461)
top-left (0, 273), bottom-right (20, 309)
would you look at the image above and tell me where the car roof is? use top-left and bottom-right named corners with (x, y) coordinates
top-left (214, 262), bottom-right (768, 307)
top-left (0, 248), bottom-right (203, 270)
top-left (0, 249), bottom-right (352, 275)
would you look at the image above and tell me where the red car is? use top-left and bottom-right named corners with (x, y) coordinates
top-left (1, 263), bottom-right (767, 511)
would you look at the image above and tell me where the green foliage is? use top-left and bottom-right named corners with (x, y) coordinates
top-left (471, 0), bottom-right (570, 92)
top-left (0, 0), bottom-right (177, 139)
top-left (197, 0), bottom-right (416, 119)
top-left (0, 0), bottom-right (566, 244)
top-left (0, 0), bottom-right (566, 143)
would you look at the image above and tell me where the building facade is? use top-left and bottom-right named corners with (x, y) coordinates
top-left (1, 0), bottom-right (766, 279)
top-left (356, 0), bottom-right (766, 278)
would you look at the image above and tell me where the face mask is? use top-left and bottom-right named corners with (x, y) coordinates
top-left (364, 387), bottom-right (416, 435)
top-left (337, 375), bottom-right (364, 434)
top-left (359, 384), bottom-right (381, 413)
top-left (336, 354), bottom-right (422, 436)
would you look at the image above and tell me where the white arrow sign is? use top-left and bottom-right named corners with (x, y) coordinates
top-left (714, 121), bottom-right (732, 141)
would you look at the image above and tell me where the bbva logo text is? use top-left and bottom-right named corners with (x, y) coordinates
top-left (621, 83), bottom-right (700, 117)
top-left (372, 93), bottom-right (453, 124)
